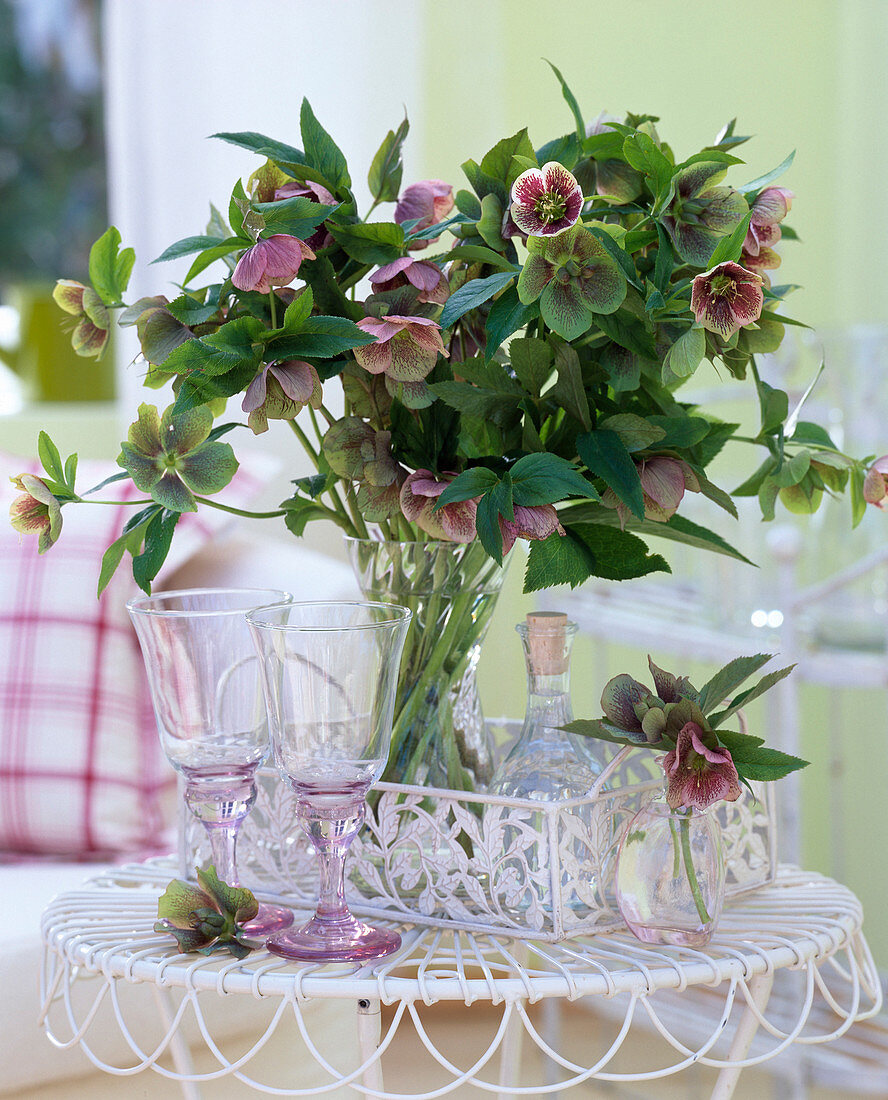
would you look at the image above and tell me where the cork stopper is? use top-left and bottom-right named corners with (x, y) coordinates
top-left (525, 611), bottom-right (569, 674)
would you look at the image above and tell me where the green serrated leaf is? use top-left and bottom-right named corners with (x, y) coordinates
top-left (697, 653), bottom-right (774, 715)
top-left (708, 664), bottom-right (795, 727)
top-left (300, 99), bottom-right (350, 191)
top-left (523, 529), bottom-right (596, 592)
top-left (510, 452), bottom-right (598, 505)
top-left (484, 287), bottom-right (539, 359)
top-left (544, 59), bottom-right (584, 137)
top-left (368, 116), bottom-right (409, 203)
top-left (37, 431), bottom-right (64, 483)
top-left (88, 226), bottom-right (135, 305)
top-left (577, 429), bottom-right (644, 519)
top-left (707, 211), bottom-right (753, 266)
top-left (439, 271), bottom-right (516, 330)
top-left (152, 235), bottom-right (238, 264)
top-left (549, 339), bottom-right (592, 430)
top-left (663, 326), bottom-right (705, 380)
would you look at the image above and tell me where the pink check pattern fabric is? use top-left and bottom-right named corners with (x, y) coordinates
top-left (0, 454), bottom-right (263, 859)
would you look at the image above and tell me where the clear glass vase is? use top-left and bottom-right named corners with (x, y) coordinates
top-left (345, 538), bottom-right (505, 791)
top-left (615, 797), bottom-right (726, 946)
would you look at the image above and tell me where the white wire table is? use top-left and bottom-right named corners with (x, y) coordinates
top-left (40, 859), bottom-right (882, 1099)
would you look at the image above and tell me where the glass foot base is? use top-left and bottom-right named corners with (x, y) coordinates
top-left (241, 902), bottom-right (295, 939)
top-left (267, 914), bottom-right (401, 962)
top-left (624, 920), bottom-right (713, 947)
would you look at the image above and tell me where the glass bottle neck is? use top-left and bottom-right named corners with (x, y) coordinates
top-left (523, 669), bottom-right (574, 731)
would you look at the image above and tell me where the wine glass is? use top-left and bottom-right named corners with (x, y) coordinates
top-left (127, 587), bottom-right (295, 939)
top-left (247, 600), bottom-right (412, 962)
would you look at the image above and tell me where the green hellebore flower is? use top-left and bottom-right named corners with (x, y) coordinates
top-left (517, 224), bottom-right (627, 340)
top-left (52, 279), bottom-right (110, 358)
top-left (661, 161), bottom-right (749, 267)
top-left (118, 403), bottom-right (238, 513)
top-left (154, 865), bottom-right (259, 959)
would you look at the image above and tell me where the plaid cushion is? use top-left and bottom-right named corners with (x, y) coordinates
top-left (0, 453), bottom-right (264, 859)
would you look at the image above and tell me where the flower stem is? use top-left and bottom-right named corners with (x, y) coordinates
top-left (679, 813), bottom-right (712, 925)
top-left (193, 497), bottom-right (288, 519)
top-left (268, 291), bottom-right (278, 330)
top-left (287, 419), bottom-right (321, 470)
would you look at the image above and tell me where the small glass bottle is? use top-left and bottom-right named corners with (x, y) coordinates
top-left (489, 613), bottom-right (608, 917)
top-left (490, 612), bottom-right (606, 800)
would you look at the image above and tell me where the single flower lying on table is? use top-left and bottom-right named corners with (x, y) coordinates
top-left (155, 865), bottom-right (260, 960)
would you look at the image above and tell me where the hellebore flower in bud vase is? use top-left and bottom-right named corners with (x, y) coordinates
top-left (499, 503), bottom-right (565, 554)
top-left (863, 456), bottom-right (888, 508)
top-left (155, 866), bottom-right (259, 960)
top-left (242, 360), bottom-right (323, 435)
top-left (232, 234), bottom-right (316, 294)
top-left (517, 224), bottom-right (627, 340)
top-left (691, 261), bottom-right (764, 339)
top-left (370, 258), bottom-right (449, 304)
top-left (400, 469), bottom-right (477, 542)
top-left (52, 279), bottom-right (110, 357)
top-left (662, 722), bottom-right (742, 811)
top-left (510, 162), bottom-right (583, 237)
top-left (118, 403), bottom-right (239, 513)
top-left (9, 474), bottom-right (62, 554)
top-left (354, 315), bottom-right (448, 382)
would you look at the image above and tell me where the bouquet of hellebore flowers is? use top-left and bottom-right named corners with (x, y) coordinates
top-left (18, 63), bottom-right (883, 601)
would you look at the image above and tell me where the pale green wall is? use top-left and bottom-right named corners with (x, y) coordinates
top-left (414, 2), bottom-right (888, 964)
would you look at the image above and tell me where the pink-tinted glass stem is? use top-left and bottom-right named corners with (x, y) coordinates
top-left (183, 767), bottom-right (258, 886)
top-left (299, 795), bottom-right (366, 925)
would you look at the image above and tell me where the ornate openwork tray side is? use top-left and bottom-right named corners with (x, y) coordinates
top-left (181, 723), bottom-right (776, 942)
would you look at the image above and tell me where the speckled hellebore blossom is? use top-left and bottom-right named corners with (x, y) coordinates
top-left (863, 456), bottom-right (888, 509)
top-left (510, 162), bottom-right (583, 237)
top-left (52, 279), bottom-right (110, 357)
top-left (661, 162), bottom-right (749, 267)
top-left (370, 257), bottom-right (449, 304)
top-left (322, 418), bottom-right (406, 522)
top-left (154, 865), bottom-right (259, 959)
top-left (662, 721), bottom-right (742, 811)
top-left (400, 469), bottom-right (477, 542)
top-left (353, 315), bottom-right (448, 382)
top-left (118, 403), bottom-right (238, 512)
top-left (499, 504), bottom-right (565, 555)
top-left (517, 224), bottom-right (627, 340)
top-left (242, 360), bottom-right (322, 435)
top-left (231, 234), bottom-right (316, 294)
top-left (9, 474), bottom-right (62, 553)
top-left (690, 261), bottom-right (764, 340)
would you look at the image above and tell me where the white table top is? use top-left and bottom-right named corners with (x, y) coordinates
top-left (39, 858), bottom-right (883, 1097)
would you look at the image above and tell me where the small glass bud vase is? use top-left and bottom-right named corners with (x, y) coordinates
top-left (614, 797), bottom-right (726, 947)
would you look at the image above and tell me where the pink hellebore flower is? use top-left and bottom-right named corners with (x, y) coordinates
top-left (274, 180), bottom-right (337, 249)
top-left (603, 456), bottom-right (699, 527)
top-left (231, 234), bottom-right (316, 294)
top-left (395, 180), bottom-right (454, 248)
top-left (510, 162), bottom-right (583, 237)
top-left (863, 456), bottom-right (888, 509)
top-left (242, 360), bottom-right (322, 435)
top-left (370, 257), bottom-right (449, 304)
top-left (400, 469), bottom-right (477, 542)
top-left (353, 315), bottom-right (448, 382)
top-left (499, 504), bottom-right (565, 554)
top-left (744, 187), bottom-right (794, 257)
top-left (662, 721), bottom-right (742, 811)
top-left (690, 261), bottom-right (764, 340)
